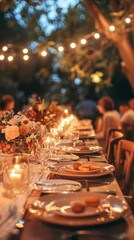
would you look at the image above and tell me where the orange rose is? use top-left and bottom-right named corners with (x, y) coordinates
top-left (5, 125), bottom-right (20, 141)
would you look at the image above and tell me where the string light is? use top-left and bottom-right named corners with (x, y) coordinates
top-left (109, 25), bottom-right (115, 31)
top-left (94, 33), bottom-right (100, 39)
top-left (58, 46), bottom-right (64, 52)
top-left (125, 17), bottom-right (131, 24)
top-left (23, 48), bottom-right (28, 54)
top-left (0, 55), bottom-right (5, 60)
top-left (41, 50), bottom-right (47, 57)
top-left (7, 56), bottom-right (13, 61)
top-left (80, 39), bottom-right (87, 44)
top-left (23, 55), bottom-right (29, 60)
top-left (0, 13), bottom-right (133, 62)
top-left (70, 42), bottom-right (76, 48)
top-left (2, 46), bottom-right (8, 51)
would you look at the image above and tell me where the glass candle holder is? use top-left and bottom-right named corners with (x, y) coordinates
top-left (3, 153), bottom-right (30, 197)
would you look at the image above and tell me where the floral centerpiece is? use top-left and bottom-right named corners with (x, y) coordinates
top-left (0, 111), bottom-right (45, 154)
top-left (22, 98), bottom-right (63, 130)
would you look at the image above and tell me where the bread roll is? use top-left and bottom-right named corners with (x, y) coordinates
top-left (80, 146), bottom-right (89, 151)
top-left (73, 162), bottom-right (82, 170)
top-left (78, 165), bottom-right (89, 172)
top-left (70, 200), bottom-right (86, 213)
top-left (84, 196), bottom-right (100, 207)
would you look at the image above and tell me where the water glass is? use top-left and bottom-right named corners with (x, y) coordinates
top-left (3, 153), bottom-right (30, 197)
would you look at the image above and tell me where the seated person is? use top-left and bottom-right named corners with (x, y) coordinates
top-left (120, 100), bottom-right (134, 141)
top-left (74, 99), bottom-right (98, 127)
top-left (0, 94), bottom-right (15, 113)
top-left (96, 96), bottom-right (121, 147)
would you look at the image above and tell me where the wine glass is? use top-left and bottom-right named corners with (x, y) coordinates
top-left (70, 131), bottom-right (79, 148)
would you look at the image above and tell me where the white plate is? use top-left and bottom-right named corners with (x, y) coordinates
top-left (52, 195), bottom-right (104, 217)
top-left (29, 192), bottom-right (128, 226)
top-left (34, 179), bottom-right (82, 193)
top-left (63, 146), bottom-right (102, 155)
top-left (49, 154), bottom-right (79, 162)
top-left (48, 162), bottom-right (115, 178)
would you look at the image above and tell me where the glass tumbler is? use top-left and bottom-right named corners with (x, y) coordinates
top-left (3, 153), bottom-right (30, 197)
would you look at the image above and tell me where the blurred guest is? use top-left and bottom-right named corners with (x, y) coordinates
top-left (118, 101), bottom-right (130, 117)
top-left (0, 94), bottom-right (15, 113)
top-left (74, 99), bottom-right (98, 127)
top-left (121, 99), bottom-right (134, 141)
top-left (129, 98), bottom-right (134, 110)
top-left (96, 96), bottom-right (121, 146)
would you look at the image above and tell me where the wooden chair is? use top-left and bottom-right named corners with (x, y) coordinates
top-left (114, 139), bottom-right (134, 212)
top-left (104, 128), bottom-right (124, 164)
top-left (121, 122), bottom-right (134, 142)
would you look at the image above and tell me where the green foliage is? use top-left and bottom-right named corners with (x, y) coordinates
top-left (0, 0), bottom-right (133, 103)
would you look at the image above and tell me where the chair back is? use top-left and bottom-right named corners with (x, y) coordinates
top-left (115, 139), bottom-right (134, 195)
top-left (104, 128), bottom-right (124, 164)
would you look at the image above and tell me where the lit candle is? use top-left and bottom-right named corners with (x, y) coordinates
top-left (10, 169), bottom-right (21, 179)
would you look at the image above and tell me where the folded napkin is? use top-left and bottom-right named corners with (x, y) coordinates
top-left (0, 183), bottom-right (30, 240)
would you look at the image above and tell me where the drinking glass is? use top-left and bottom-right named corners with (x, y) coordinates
top-left (70, 131), bottom-right (79, 147)
top-left (3, 153), bottom-right (30, 197)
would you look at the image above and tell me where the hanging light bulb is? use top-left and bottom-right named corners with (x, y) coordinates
top-left (109, 25), bottom-right (115, 31)
top-left (23, 48), bottom-right (28, 54)
top-left (2, 46), bottom-right (8, 51)
top-left (125, 17), bottom-right (131, 24)
top-left (0, 55), bottom-right (5, 60)
top-left (70, 42), bottom-right (76, 48)
top-left (8, 56), bottom-right (13, 61)
top-left (80, 39), bottom-right (87, 44)
top-left (94, 33), bottom-right (100, 39)
top-left (58, 46), bottom-right (64, 52)
top-left (23, 55), bottom-right (29, 60)
top-left (41, 50), bottom-right (47, 56)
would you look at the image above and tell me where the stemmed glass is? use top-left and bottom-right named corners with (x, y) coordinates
top-left (70, 131), bottom-right (79, 148)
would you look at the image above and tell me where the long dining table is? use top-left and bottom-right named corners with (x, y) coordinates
top-left (1, 120), bottom-right (134, 240)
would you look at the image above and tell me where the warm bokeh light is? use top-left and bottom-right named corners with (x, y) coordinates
top-left (70, 42), bottom-right (76, 48)
top-left (23, 48), bottom-right (28, 54)
top-left (109, 25), bottom-right (115, 31)
top-left (94, 33), bottom-right (100, 39)
top-left (125, 17), bottom-right (131, 24)
top-left (80, 38), bottom-right (87, 44)
top-left (7, 56), bottom-right (13, 61)
top-left (23, 55), bottom-right (29, 60)
top-left (2, 46), bottom-right (8, 51)
top-left (0, 55), bottom-right (5, 60)
top-left (64, 109), bottom-right (69, 114)
top-left (41, 50), bottom-right (47, 56)
top-left (58, 46), bottom-right (64, 52)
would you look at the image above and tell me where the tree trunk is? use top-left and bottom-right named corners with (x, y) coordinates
top-left (85, 0), bottom-right (134, 92)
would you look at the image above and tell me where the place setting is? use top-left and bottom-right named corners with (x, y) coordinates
top-left (62, 145), bottom-right (103, 156)
top-left (48, 161), bottom-right (115, 179)
top-left (33, 179), bottom-right (82, 193)
top-left (28, 192), bottom-right (128, 227)
top-left (49, 153), bottom-right (79, 162)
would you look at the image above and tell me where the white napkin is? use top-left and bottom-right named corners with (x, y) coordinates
top-left (0, 183), bottom-right (29, 240)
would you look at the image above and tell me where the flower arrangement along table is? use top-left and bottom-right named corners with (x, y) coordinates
top-left (22, 99), bottom-right (63, 131)
top-left (0, 111), bottom-right (45, 154)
